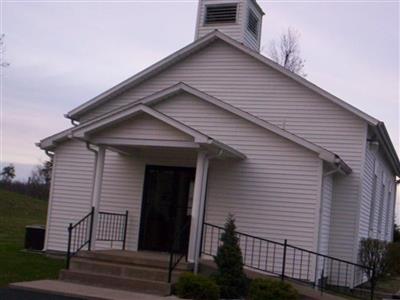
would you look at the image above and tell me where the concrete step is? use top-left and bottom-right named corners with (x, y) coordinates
top-left (76, 251), bottom-right (191, 271)
top-left (60, 269), bottom-right (171, 296)
top-left (70, 257), bottom-right (183, 282)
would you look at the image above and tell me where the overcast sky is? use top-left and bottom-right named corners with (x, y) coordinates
top-left (0, 1), bottom-right (399, 215)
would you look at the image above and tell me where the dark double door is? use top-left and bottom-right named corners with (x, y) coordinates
top-left (139, 165), bottom-right (195, 252)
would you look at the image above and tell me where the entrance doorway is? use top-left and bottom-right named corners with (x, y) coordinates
top-left (139, 165), bottom-right (195, 252)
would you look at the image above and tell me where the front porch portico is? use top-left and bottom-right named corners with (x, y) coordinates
top-left (71, 104), bottom-right (245, 269)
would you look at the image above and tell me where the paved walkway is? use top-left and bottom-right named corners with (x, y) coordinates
top-left (0, 288), bottom-right (83, 300)
top-left (9, 280), bottom-right (179, 300)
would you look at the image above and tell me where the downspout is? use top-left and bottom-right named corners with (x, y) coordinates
top-left (86, 142), bottom-right (98, 207)
top-left (65, 114), bottom-right (79, 127)
top-left (45, 150), bottom-right (54, 159)
top-left (43, 149), bottom-right (55, 252)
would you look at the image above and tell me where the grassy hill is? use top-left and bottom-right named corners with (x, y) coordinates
top-left (0, 189), bottom-right (64, 287)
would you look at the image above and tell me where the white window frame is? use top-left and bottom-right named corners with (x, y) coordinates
top-left (368, 161), bottom-right (379, 235)
top-left (377, 179), bottom-right (385, 237)
top-left (384, 183), bottom-right (393, 240)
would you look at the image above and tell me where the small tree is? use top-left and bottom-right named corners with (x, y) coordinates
top-left (29, 160), bottom-right (53, 186)
top-left (267, 27), bottom-right (306, 77)
top-left (41, 160), bottom-right (53, 185)
top-left (1, 164), bottom-right (16, 183)
top-left (0, 34), bottom-right (10, 68)
top-left (214, 214), bottom-right (248, 298)
top-left (359, 238), bottom-right (389, 279)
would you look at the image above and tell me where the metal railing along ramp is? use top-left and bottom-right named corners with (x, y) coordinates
top-left (202, 222), bottom-right (375, 300)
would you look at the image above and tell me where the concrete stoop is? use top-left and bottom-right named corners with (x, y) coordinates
top-left (59, 250), bottom-right (191, 296)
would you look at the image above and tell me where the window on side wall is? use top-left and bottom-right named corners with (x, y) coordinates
top-left (377, 181), bottom-right (385, 237)
top-left (369, 174), bottom-right (378, 235)
top-left (384, 185), bottom-right (393, 239)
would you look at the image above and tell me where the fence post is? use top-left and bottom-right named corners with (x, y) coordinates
top-left (319, 266), bottom-right (324, 295)
top-left (88, 207), bottom-right (95, 251)
top-left (66, 223), bottom-right (73, 269)
top-left (370, 266), bottom-right (376, 300)
top-left (281, 239), bottom-right (287, 281)
top-left (122, 210), bottom-right (129, 250)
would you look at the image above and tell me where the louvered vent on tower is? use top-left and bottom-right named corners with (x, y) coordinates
top-left (205, 4), bottom-right (237, 24)
top-left (195, 0), bottom-right (264, 52)
top-left (247, 9), bottom-right (259, 36)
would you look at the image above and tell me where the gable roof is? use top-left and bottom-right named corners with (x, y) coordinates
top-left (64, 30), bottom-right (399, 175)
top-left (66, 30), bottom-right (379, 125)
top-left (45, 82), bottom-right (352, 174)
top-left (41, 104), bottom-right (246, 160)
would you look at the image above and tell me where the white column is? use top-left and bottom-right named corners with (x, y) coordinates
top-left (90, 145), bottom-right (106, 250)
top-left (187, 150), bottom-right (209, 270)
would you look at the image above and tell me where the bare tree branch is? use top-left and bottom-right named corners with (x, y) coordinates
top-left (267, 28), bottom-right (306, 77)
top-left (0, 34), bottom-right (10, 68)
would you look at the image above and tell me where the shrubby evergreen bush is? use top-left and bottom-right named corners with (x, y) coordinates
top-left (248, 278), bottom-right (299, 300)
top-left (213, 214), bottom-right (248, 299)
top-left (175, 273), bottom-right (219, 300)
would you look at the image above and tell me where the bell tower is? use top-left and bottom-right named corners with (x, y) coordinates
top-left (194, 0), bottom-right (265, 52)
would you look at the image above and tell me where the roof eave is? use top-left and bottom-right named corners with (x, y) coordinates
top-left (376, 122), bottom-right (400, 176)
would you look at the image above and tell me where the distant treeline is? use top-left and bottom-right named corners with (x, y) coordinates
top-left (0, 161), bottom-right (52, 201)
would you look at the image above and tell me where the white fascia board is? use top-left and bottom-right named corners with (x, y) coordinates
top-left (37, 128), bottom-right (73, 150)
top-left (90, 137), bottom-right (200, 149)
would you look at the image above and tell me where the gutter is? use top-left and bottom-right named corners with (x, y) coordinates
top-left (45, 150), bottom-right (54, 160)
top-left (86, 142), bottom-right (99, 205)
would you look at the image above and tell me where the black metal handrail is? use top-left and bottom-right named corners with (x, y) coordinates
top-left (66, 207), bottom-right (129, 269)
top-left (167, 218), bottom-right (191, 283)
top-left (202, 222), bottom-right (375, 300)
top-left (66, 207), bottom-right (94, 269)
top-left (97, 210), bottom-right (129, 249)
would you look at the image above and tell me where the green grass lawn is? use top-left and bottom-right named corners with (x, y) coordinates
top-left (0, 189), bottom-right (64, 287)
top-left (374, 276), bottom-right (400, 295)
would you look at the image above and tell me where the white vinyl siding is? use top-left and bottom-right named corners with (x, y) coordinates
top-left (76, 40), bottom-right (365, 262)
top-left (45, 140), bottom-right (95, 252)
top-left (154, 92), bottom-right (322, 251)
top-left (92, 113), bottom-right (192, 142)
top-left (46, 138), bottom-right (197, 252)
top-left (359, 131), bottom-right (396, 243)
